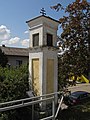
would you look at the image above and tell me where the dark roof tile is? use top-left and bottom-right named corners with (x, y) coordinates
top-left (0, 46), bottom-right (29, 57)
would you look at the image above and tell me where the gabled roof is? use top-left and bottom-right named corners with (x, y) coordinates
top-left (0, 46), bottom-right (29, 57)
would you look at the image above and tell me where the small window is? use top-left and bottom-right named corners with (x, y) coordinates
top-left (47, 33), bottom-right (53, 46)
top-left (33, 33), bottom-right (39, 47)
top-left (16, 60), bottom-right (22, 67)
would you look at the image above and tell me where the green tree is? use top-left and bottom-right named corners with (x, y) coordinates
top-left (0, 65), bottom-right (31, 120)
top-left (51, 0), bottom-right (90, 87)
top-left (0, 65), bottom-right (29, 102)
top-left (0, 48), bottom-right (8, 67)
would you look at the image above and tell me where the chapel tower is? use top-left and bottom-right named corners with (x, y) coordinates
top-left (26, 15), bottom-right (59, 96)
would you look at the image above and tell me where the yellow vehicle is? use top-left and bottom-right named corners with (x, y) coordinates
top-left (69, 74), bottom-right (89, 83)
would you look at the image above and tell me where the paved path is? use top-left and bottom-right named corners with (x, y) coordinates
top-left (68, 83), bottom-right (90, 93)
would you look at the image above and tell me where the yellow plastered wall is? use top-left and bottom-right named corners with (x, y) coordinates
top-left (46, 59), bottom-right (54, 94)
top-left (32, 59), bottom-right (40, 96)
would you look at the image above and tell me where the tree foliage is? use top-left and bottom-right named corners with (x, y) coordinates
top-left (0, 65), bottom-right (31, 120)
top-left (51, 0), bottom-right (90, 87)
top-left (0, 65), bottom-right (29, 102)
top-left (0, 49), bottom-right (8, 67)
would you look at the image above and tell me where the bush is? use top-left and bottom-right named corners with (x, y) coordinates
top-left (0, 65), bottom-right (32, 120)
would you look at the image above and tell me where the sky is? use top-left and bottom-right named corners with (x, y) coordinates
top-left (0, 0), bottom-right (84, 48)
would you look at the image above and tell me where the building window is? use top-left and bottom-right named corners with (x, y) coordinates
top-left (33, 33), bottom-right (39, 47)
top-left (16, 60), bottom-right (22, 67)
top-left (47, 33), bottom-right (53, 46)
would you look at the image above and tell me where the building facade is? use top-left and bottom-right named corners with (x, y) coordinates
top-left (0, 45), bottom-right (29, 67)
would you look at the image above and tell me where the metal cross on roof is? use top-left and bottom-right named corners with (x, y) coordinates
top-left (40, 8), bottom-right (46, 16)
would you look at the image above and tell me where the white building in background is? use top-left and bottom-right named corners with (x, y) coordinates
top-left (0, 45), bottom-right (29, 67)
top-left (26, 15), bottom-right (59, 96)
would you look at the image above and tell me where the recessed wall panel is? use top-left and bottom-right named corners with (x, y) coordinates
top-left (46, 59), bottom-right (54, 94)
top-left (32, 59), bottom-right (40, 95)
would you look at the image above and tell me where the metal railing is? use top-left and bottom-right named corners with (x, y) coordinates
top-left (0, 92), bottom-right (61, 120)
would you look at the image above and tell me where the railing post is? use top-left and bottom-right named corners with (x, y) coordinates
top-left (52, 94), bottom-right (55, 120)
top-left (32, 98), bottom-right (34, 120)
top-left (55, 95), bottom-right (64, 119)
top-left (32, 104), bottom-right (34, 120)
